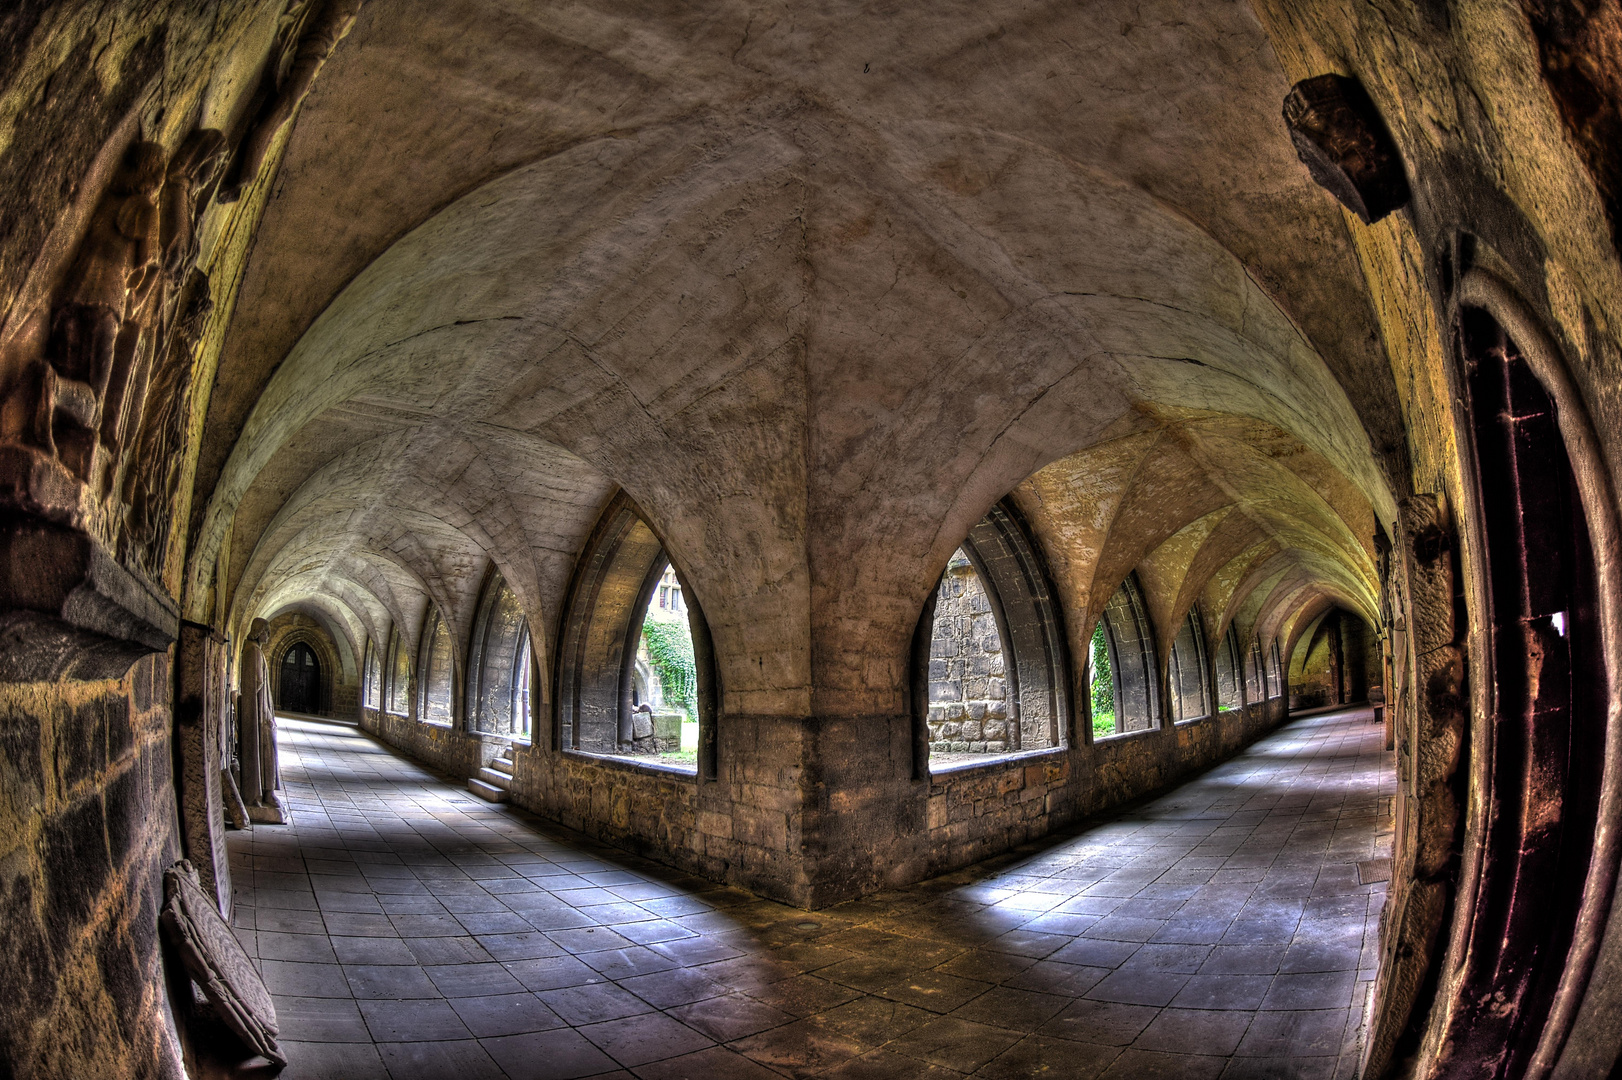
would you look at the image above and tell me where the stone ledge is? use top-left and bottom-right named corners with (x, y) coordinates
top-left (0, 518), bottom-right (177, 654)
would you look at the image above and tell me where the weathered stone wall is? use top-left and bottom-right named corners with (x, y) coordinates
top-left (927, 555), bottom-right (1012, 753)
top-left (0, 631), bottom-right (183, 1079)
top-left (358, 706), bottom-right (504, 781)
top-left (792, 696), bottom-right (1291, 907)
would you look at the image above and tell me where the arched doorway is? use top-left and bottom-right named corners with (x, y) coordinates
top-left (279, 642), bottom-right (322, 715)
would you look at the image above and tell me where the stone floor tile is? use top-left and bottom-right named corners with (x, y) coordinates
top-left (947, 985), bottom-right (1068, 1032)
top-left (1169, 973), bottom-right (1275, 1010)
top-left (817, 1046), bottom-right (968, 1078)
top-left (405, 935), bottom-right (495, 965)
top-left (276, 1040), bottom-right (390, 1079)
top-left (883, 1016), bottom-right (1023, 1073)
top-left (1047, 937), bottom-right (1141, 968)
top-left (1096, 1047), bottom-right (1228, 1079)
top-left (669, 993), bottom-right (796, 1042)
top-left (649, 934), bottom-right (746, 967)
top-left (498, 956), bottom-right (597, 996)
top-left (446, 991), bottom-right (567, 1037)
top-left (977, 1033), bottom-right (1121, 1079)
top-left (1259, 971), bottom-right (1357, 1011)
top-left (578, 1012), bottom-right (715, 1067)
top-left (631, 1044), bottom-right (786, 1079)
top-left (257, 931), bottom-right (339, 964)
top-left (271, 996), bottom-right (371, 1043)
top-left (1038, 999), bottom-right (1160, 1046)
top-left (1132, 1007), bottom-right (1253, 1055)
top-left (1221, 1055), bottom-right (1338, 1079)
top-left (1084, 968), bottom-right (1190, 1007)
top-left (746, 973), bottom-right (864, 1017)
top-left (1119, 943), bottom-right (1212, 973)
top-left (356, 998), bottom-right (471, 1042)
top-left (811, 995), bottom-right (935, 1044)
top-left (540, 981), bottom-right (657, 1025)
top-left (375, 1038), bottom-right (505, 1079)
top-left (875, 970), bottom-right (992, 1013)
top-left (256, 908), bottom-right (329, 935)
top-left (481, 1027), bottom-right (620, 1079)
top-left (424, 961), bottom-right (527, 998)
top-left (260, 959), bottom-right (353, 999)
top-left (1235, 1009), bottom-right (1350, 1057)
top-left (616, 966), bottom-right (731, 1009)
top-left (729, 1017), bottom-right (867, 1078)
top-left (1201, 946), bottom-right (1286, 976)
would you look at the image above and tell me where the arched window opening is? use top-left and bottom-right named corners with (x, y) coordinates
top-left (1215, 626), bottom-right (1244, 713)
top-left (1091, 574), bottom-right (1157, 738)
top-left (1245, 637), bottom-right (1266, 704)
top-left (1424, 302), bottom-right (1609, 1067)
top-left (631, 566), bottom-right (699, 761)
top-left (468, 572), bottom-right (536, 741)
top-left (362, 638), bottom-right (381, 709)
top-left (418, 609), bottom-right (454, 726)
top-left (1267, 638), bottom-right (1284, 699)
top-left (1168, 608), bottom-right (1211, 723)
top-left (926, 550), bottom-right (1014, 759)
top-left (1088, 620), bottom-right (1116, 738)
top-left (913, 501), bottom-right (1070, 772)
top-left (556, 495), bottom-right (718, 779)
top-left (386, 628), bottom-right (411, 715)
top-left (512, 627), bottom-right (533, 742)
top-left (278, 642), bottom-right (321, 714)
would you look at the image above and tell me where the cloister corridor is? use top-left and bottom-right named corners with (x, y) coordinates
top-left (223, 707), bottom-right (1394, 1080)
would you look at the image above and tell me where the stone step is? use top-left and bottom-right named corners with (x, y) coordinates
top-left (476, 767), bottom-right (512, 790)
top-left (467, 777), bottom-right (509, 803)
top-left (489, 756), bottom-right (514, 775)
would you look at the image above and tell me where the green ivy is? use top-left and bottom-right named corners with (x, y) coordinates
top-left (642, 617), bottom-right (698, 724)
top-left (1090, 621), bottom-right (1115, 735)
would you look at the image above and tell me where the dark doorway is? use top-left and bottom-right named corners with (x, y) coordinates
top-left (280, 642), bottom-right (322, 715)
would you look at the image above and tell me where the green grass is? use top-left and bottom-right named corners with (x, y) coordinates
top-left (1092, 712), bottom-right (1117, 739)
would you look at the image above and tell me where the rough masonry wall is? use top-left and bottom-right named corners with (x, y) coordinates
top-left (359, 706), bottom-right (503, 783)
top-left (0, 633), bottom-right (182, 1079)
top-left (795, 696), bottom-right (1292, 908)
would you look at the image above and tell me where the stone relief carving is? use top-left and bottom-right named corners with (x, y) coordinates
top-left (217, 0), bottom-right (366, 204)
top-left (40, 141), bottom-right (165, 485)
top-left (0, 126), bottom-right (224, 564)
top-left (1283, 73), bottom-right (1411, 226)
top-left (161, 859), bottom-right (285, 1066)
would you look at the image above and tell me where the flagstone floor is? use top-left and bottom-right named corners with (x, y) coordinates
top-left (226, 706), bottom-right (1393, 1079)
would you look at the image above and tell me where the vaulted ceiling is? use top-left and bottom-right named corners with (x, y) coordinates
top-left (189, 0), bottom-right (1403, 711)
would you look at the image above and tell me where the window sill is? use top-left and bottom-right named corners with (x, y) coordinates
top-left (1090, 724), bottom-right (1162, 745)
top-left (561, 748), bottom-right (697, 780)
top-left (1174, 713), bottom-right (1214, 726)
top-left (928, 745), bottom-right (1067, 779)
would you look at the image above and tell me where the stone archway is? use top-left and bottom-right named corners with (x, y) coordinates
top-left (264, 615), bottom-right (344, 718)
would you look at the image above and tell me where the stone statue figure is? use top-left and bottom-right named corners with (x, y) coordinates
top-left (217, 0), bottom-right (366, 204)
top-left (35, 141), bottom-right (166, 481)
top-left (238, 618), bottom-right (285, 824)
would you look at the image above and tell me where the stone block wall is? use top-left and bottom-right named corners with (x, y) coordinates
top-left (796, 694), bottom-right (1292, 908)
top-left (927, 554), bottom-right (1012, 752)
top-left (509, 713), bottom-right (809, 902)
top-left (359, 706), bottom-right (505, 780)
top-left (0, 629), bottom-right (184, 1079)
